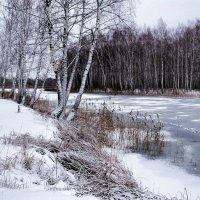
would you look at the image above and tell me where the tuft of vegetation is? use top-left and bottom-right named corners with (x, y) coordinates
top-left (114, 111), bottom-right (165, 157)
top-left (33, 100), bottom-right (52, 114)
top-left (76, 104), bottom-right (165, 157)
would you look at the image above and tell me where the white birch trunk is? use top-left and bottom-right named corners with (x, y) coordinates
top-left (30, 51), bottom-right (43, 108)
top-left (44, 0), bottom-right (64, 118)
top-left (51, 0), bottom-right (69, 119)
top-left (67, 1), bottom-right (101, 120)
top-left (64, 0), bottom-right (86, 110)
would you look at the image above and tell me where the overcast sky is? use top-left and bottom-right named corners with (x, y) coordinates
top-left (134, 0), bottom-right (200, 28)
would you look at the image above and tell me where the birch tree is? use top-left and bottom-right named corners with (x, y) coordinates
top-left (71, 0), bottom-right (101, 113)
top-left (42, 0), bottom-right (126, 119)
top-left (67, 0), bottom-right (126, 119)
top-left (43, 0), bottom-right (85, 118)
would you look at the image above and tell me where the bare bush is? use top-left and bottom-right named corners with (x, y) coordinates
top-left (55, 111), bottom-right (166, 199)
top-left (33, 100), bottom-right (52, 114)
top-left (1, 133), bottom-right (47, 149)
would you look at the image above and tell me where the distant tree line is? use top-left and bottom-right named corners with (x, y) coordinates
top-left (71, 19), bottom-right (200, 94)
top-left (1, 17), bottom-right (200, 96)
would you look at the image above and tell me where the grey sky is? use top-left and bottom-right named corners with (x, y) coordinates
top-left (135, 0), bottom-right (200, 28)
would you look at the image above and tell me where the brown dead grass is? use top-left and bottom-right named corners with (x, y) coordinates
top-left (33, 100), bottom-right (52, 115)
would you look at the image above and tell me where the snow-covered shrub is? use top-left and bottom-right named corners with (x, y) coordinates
top-left (53, 120), bottom-right (141, 200)
top-left (0, 133), bottom-right (76, 190)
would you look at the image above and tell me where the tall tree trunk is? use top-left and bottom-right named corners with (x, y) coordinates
top-left (1, 70), bottom-right (7, 98)
top-left (161, 55), bottom-right (164, 94)
top-left (30, 52), bottom-right (43, 108)
top-left (64, 0), bottom-right (85, 107)
top-left (189, 33), bottom-right (195, 91)
top-left (68, 1), bottom-right (101, 120)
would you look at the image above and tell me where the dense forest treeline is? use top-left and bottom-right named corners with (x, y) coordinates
top-left (71, 19), bottom-right (200, 94)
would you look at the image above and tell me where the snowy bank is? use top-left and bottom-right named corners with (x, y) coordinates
top-left (0, 99), bottom-right (57, 139)
top-left (0, 189), bottom-right (99, 200)
top-left (0, 99), bottom-right (100, 200)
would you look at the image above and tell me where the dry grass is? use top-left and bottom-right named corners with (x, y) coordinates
top-left (75, 105), bottom-right (165, 157)
top-left (75, 105), bottom-right (115, 147)
top-left (115, 112), bottom-right (165, 156)
top-left (33, 100), bottom-right (52, 114)
top-left (48, 106), bottom-right (165, 198)
top-left (2, 133), bottom-right (44, 148)
top-left (0, 171), bottom-right (27, 189)
top-left (1, 91), bottom-right (15, 99)
top-left (22, 154), bottom-right (35, 170)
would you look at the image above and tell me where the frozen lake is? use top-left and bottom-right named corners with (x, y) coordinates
top-left (41, 92), bottom-right (200, 175)
top-left (38, 92), bottom-right (200, 198)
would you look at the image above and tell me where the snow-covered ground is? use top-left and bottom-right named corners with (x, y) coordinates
top-left (0, 99), bottom-right (57, 140)
top-left (39, 91), bottom-right (200, 200)
top-left (103, 147), bottom-right (200, 200)
top-left (0, 189), bottom-right (98, 200)
top-left (122, 153), bottom-right (200, 200)
top-left (0, 99), bottom-right (99, 200)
